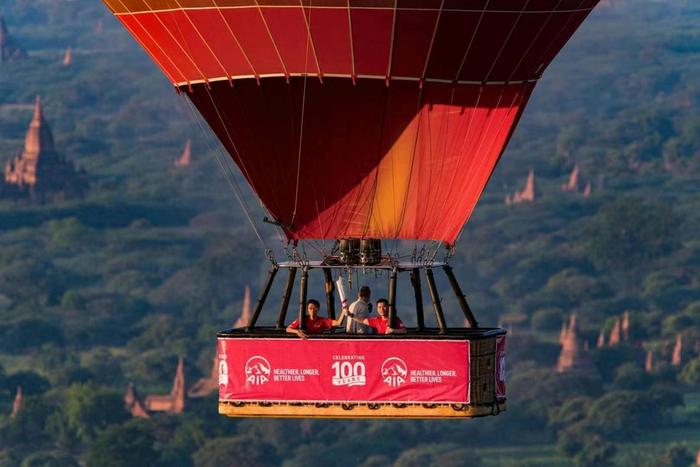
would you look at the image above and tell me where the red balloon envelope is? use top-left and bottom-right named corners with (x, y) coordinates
top-left (103, 0), bottom-right (599, 244)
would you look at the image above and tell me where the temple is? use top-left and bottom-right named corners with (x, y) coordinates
top-left (125, 357), bottom-right (186, 417)
top-left (596, 312), bottom-right (632, 348)
top-left (124, 383), bottom-right (150, 418)
top-left (556, 314), bottom-right (595, 373)
top-left (0, 15), bottom-right (26, 63)
top-left (2, 96), bottom-right (87, 200)
top-left (10, 385), bottom-right (22, 419)
top-left (188, 355), bottom-right (219, 398)
top-left (672, 334), bottom-right (683, 367)
top-left (561, 165), bottom-right (579, 192)
top-left (645, 350), bottom-right (654, 373)
top-left (125, 287), bottom-right (254, 411)
top-left (63, 47), bottom-right (72, 66)
top-left (174, 139), bottom-right (192, 168)
top-left (608, 318), bottom-right (621, 346)
top-left (583, 182), bottom-right (592, 198)
top-left (506, 169), bottom-right (537, 206)
top-left (233, 285), bottom-right (251, 328)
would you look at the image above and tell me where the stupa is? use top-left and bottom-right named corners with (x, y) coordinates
top-left (556, 314), bottom-right (595, 373)
top-left (3, 97), bottom-right (87, 200)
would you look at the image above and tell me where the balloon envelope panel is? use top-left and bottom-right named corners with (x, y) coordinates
top-left (103, 0), bottom-right (599, 242)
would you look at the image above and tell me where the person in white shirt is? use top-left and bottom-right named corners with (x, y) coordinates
top-left (345, 286), bottom-right (374, 334)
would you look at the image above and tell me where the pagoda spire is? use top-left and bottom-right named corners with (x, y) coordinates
top-left (234, 285), bottom-right (252, 328)
top-left (645, 350), bottom-right (654, 373)
top-left (3, 95), bottom-right (86, 198)
top-left (511, 169), bottom-right (536, 204)
top-left (582, 182), bottom-right (591, 198)
top-left (188, 354), bottom-right (219, 398)
top-left (11, 385), bottom-right (23, 418)
top-left (174, 139), bottom-right (192, 168)
top-left (596, 328), bottom-right (606, 348)
top-left (171, 356), bottom-right (186, 413)
top-left (672, 334), bottom-right (683, 367)
top-left (621, 311), bottom-right (630, 342)
top-left (562, 164), bottom-right (580, 192)
top-left (63, 47), bottom-right (72, 66)
top-left (124, 383), bottom-right (150, 418)
top-left (609, 318), bottom-right (621, 346)
top-left (556, 314), bottom-right (595, 373)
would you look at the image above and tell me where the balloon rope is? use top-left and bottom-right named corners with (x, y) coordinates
top-left (531, 0), bottom-right (590, 78)
top-left (453, 0), bottom-right (491, 84)
top-left (453, 85), bottom-right (528, 248)
top-left (385, 0), bottom-right (397, 80)
top-left (253, 0), bottom-right (289, 77)
top-left (182, 95), bottom-right (270, 252)
top-left (112, 0), bottom-right (186, 83)
top-left (290, 0), bottom-right (314, 228)
top-left (507, 0), bottom-right (564, 83)
top-left (172, 0), bottom-right (230, 79)
top-left (211, 0), bottom-right (259, 80)
top-left (420, 0), bottom-right (445, 81)
top-left (399, 0), bottom-right (444, 245)
top-left (483, 0), bottom-right (532, 83)
top-left (454, 0), bottom-right (589, 248)
top-left (438, 1), bottom-right (528, 242)
top-left (140, 0), bottom-right (208, 82)
top-left (346, 0), bottom-right (356, 80)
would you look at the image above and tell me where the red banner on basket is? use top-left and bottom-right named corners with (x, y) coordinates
top-left (495, 336), bottom-right (506, 399)
top-left (218, 338), bottom-right (470, 404)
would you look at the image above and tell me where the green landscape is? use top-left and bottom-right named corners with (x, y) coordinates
top-left (2, 0), bottom-right (700, 466)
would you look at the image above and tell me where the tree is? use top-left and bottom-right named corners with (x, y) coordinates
top-left (680, 358), bottom-right (700, 385)
top-left (393, 444), bottom-right (483, 467)
top-left (86, 420), bottom-right (159, 467)
top-left (20, 451), bottom-right (79, 467)
top-left (193, 435), bottom-right (279, 467)
top-left (0, 396), bottom-right (53, 448)
top-left (531, 308), bottom-right (564, 331)
top-left (585, 391), bottom-right (661, 441)
top-left (583, 198), bottom-right (679, 269)
top-left (660, 443), bottom-right (694, 467)
top-left (3, 371), bottom-right (50, 395)
top-left (548, 396), bottom-right (593, 431)
top-left (613, 363), bottom-right (652, 390)
top-left (63, 383), bottom-right (128, 443)
top-left (590, 345), bottom-right (641, 380)
top-left (574, 435), bottom-right (617, 467)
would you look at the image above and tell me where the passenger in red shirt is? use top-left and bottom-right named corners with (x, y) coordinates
top-left (286, 299), bottom-right (346, 339)
top-left (367, 299), bottom-right (407, 335)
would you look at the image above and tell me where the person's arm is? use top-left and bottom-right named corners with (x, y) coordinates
top-left (347, 314), bottom-right (369, 326)
top-left (331, 308), bottom-right (347, 327)
top-left (386, 318), bottom-right (407, 335)
top-left (286, 321), bottom-right (308, 339)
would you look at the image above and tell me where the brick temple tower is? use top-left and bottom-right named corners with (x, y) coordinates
top-left (556, 314), bottom-right (595, 373)
top-left (10, 386), bottom-right (23, 418)
top-left (506, 169), bottom-right (537, 205)
top-left (3, 96), bottom-right (86, 199)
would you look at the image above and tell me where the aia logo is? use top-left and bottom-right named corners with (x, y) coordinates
top-left (244, 356), bottom-right (271, 385)
top-left (381, 357), bottom-right (407, 387)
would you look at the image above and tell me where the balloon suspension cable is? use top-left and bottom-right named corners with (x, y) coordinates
top-left (181, 95), bottom-right (269, 254)
top-left (444, 243), bottom-right (457, 264)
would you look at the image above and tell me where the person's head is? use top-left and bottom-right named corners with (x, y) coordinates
top-left (307, 299), bottom-right (320, 319)
top-left (359, 286), bottom-right (371, 302)
top-left (376, 299), bottom-right (389, 317)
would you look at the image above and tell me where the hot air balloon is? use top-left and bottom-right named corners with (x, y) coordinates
top-left (101, 0), bottom-right (600, 418)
